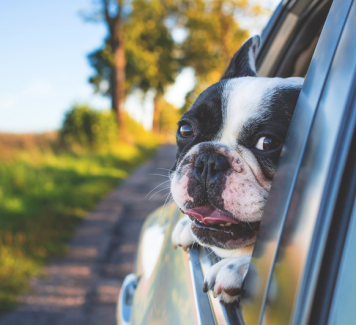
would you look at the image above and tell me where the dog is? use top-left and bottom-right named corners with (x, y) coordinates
top-left (170, 35), bottom-right (303, 303)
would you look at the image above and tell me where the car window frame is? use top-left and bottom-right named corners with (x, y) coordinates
top-left (185, 0), bottom-right (349, 323)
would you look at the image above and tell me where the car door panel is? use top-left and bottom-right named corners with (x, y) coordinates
top-left (240, 0), bottom-right (355, 324)
top-left (130, 203), bottom-right (200, 325)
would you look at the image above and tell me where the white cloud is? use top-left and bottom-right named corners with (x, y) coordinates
top-left (23, 80), bottom-right (55, 98)
top-left (0, 95), bottom-right (18, 110)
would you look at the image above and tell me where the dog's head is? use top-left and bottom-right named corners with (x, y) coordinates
top-left (170, 36), bottom-right (303, 251)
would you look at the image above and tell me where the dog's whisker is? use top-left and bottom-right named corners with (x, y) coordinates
top-left (247, 221), bottom-right (253, 231)
top-left (145, 180), bottom-right (171, 199)
top-left (148, 173), bottom-right (170, 178)
top-left (212, 255), bottom-right (219, 262)
top-left (163, 193), bottom-right (173, 208)
top-left (157, 191), bottom-right (173, 223)
top-left (195, 248), bottom-right (215, 266)
top-left (155, 168), bottom-right (172, 172)
top-left (149, 187), bottom-right (171, 200)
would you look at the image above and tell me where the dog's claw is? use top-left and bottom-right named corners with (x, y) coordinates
top-left (224, 287), bottom-right (243, 296)
top-left (203, 282), bottom-right (208, 293)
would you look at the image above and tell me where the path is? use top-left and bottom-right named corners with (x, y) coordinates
top-left (0, 144), bottom-right (177, 325)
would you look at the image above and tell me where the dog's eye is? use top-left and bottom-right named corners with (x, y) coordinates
top-left (255, 136), bottom-right (281, 151)
top-left (179, 123), bottom-right (194, 138)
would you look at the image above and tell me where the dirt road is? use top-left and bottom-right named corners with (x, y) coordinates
top-left (0, 144), bottom-right (176, 325)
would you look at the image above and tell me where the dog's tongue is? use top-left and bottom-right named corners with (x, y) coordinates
top-left (185, 205), bottom-right (239, 225)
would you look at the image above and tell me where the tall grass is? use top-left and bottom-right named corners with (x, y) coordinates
top-left (0, 132), bottom-right (160, 312)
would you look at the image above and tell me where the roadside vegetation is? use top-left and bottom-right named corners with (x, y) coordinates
top-left (0, 106), bottom-right (164, 312)
top-left (0, 0), bottom-right (272, 314)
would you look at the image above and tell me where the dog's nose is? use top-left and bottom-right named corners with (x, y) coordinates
top-left (194, 152), bottom-right (230, 187)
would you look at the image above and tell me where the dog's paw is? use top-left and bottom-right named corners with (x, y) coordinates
top-left (203, 256), bottom-right (251, 303)
top-left (172, 215), bottom-right (195, 251)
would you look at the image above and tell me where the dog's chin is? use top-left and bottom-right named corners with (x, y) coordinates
top-left (184, 204), bottom-right (260, 250)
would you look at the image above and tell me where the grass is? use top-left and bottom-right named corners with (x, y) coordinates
top-left (0, 133), bottom-right (160, 312)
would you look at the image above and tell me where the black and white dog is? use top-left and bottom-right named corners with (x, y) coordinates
top-left (170, 36), bottom-right (303, 303)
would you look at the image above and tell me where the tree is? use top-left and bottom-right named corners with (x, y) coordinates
top-left (87, 0), bottom-right (180, 134)
top-left (158, 98), bottom-right (182, 136)
top-left (87, 39), bottom-right (114, 96)
top-left (125, 0), bottom-right (180, 133)
top-left (179, 0), bottom-right (257, 112)
top-left (86, 0), bottom-right (267, 130)
top-left (86, 0), bottom-right (130, 135)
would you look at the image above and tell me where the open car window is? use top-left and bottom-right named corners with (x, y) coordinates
top-left (241, 0), bottom-right (356, 324)
top-left (190, 0), bottom-right (356, 324)
top-left (257, 0), bottom-right (332, 78)
top-left (120, 1), bottom-right (356, 324)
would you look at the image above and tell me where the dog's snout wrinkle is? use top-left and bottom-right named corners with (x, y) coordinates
top-left (194, 152), bottom-right (229, 187)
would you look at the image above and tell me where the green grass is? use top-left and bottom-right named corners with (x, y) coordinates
top-left (0, 143), bottom-right (158, 312)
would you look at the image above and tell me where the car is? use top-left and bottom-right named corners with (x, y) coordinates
top-left (118, 0), bottom-right (356, 323)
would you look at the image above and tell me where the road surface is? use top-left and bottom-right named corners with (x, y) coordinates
top-left (0, 144), bottom-right (177, 325)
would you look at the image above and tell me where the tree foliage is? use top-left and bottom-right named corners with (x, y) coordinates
top-left (87, 0), bottom-right (268, 126)
top-left (87, 0), bottom-right (180, 133)
top-left (156, 97), bottom-right (182, 134)
top-left (88, 40), bottom-right (114, 96)
top-left (85, 0), bottom-right (131, 134)
top-left (125, 0), bottom-right (179, 95)
top-left (178, 0), bottom-right (253, 112)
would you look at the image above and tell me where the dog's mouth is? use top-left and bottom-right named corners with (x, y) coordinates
top-left (184, 204), bottom-right (260, 249)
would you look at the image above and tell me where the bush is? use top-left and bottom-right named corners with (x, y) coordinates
top-left (60, 105), bottom-right (118, 149)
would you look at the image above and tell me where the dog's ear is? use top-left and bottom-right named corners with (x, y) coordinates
top-left (221, 35), bottom-right (260, 80)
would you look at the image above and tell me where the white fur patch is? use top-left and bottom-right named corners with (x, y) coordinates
top-left (216, 144), bottom-right (270, 222)
top-left (171, 215), bottom-right (196, 250)
top-left (170, 173), bottom-right (194, 209)
top-left (212, 244), bottom-right (254, 258)
top-left (218, 76), bottom-right (304, 147)
top-left (204, 255), bottom-right (251, 303)
top-left (248, 36), bottom-right (259, 73)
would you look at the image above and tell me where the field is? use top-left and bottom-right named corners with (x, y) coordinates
top-left (0, 132), bottom-right (159, 312)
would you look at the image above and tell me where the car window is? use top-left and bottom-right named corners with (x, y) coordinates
top-left (194, 0), bottom-right (339, 323)
top-left (167, 1), bottom-right (355, 324)
top-left (240, 0), bottom-right (356, 324)
top-left (257, 0), bottom-right (332, 78)
top-left (194, 1), bottom-right (341, 324)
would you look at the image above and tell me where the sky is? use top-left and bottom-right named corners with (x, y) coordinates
top-left (0, 0), bottom-right (279, 133)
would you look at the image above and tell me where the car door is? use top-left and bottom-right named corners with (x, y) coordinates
top-left (240, 0), bottom-right (356, 324)
top-left (118, 0), bottom-right (352, 324)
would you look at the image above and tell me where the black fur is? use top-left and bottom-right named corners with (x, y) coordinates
top-left (173, 82), bottom-right (226, 171)
top-left (221, 36), bottom-right (260, 79)
top-left (171, 35), bottom-right (302, 251)
top-left (239, 86), bottom-right (302, 178)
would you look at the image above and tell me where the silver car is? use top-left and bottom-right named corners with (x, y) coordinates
top-left (119, 0), bottom-right (356, 323)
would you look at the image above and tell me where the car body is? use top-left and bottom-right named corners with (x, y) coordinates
top-left (118, 0), bottom-right (356, 323)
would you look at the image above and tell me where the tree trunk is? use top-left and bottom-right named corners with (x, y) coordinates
top-left (152, 92), bottom-right (162, 134)
top-left (113, 31), bottom-right (126, 138)
top-left (105, 0), bottom-right (126, 139)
